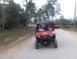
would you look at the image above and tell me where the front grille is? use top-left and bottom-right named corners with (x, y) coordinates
top-left (43, 36), bottom-right (47, 38)
top-left (41, 35), bottom-right (49, 38)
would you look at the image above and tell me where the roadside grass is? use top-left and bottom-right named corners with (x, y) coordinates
top-left (0, 27), bottom-right (35, 46)
top-left (62, 28), bottom-right (77, 36)
top-left (68, 28), bottom-right (77, 32)
top-left (62, 28), bottom-right (77, 32)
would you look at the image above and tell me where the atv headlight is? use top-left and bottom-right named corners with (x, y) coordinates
top-left (49, 34), bottom-right (53, 36)
top-left (37, 35), bottom-right (41, 37)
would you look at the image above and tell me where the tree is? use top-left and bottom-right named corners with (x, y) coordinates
top-left (0, 4), bottom-right (2, 23)
top-left (27, 1), bottom-right (36, 24)
top-left (19, 12), bottom-right (26, 26)
top-left (45, 2), bottom-right (55, 21)
top-left (5, 0), bottom-right (23, 29)
top-left (47, 0), bottom-right (61, 19)
top-left (60, 15), bottom-right (65, 19)
top-left (58, 15), bottom-right (65, 26)
top-left (1, 0), bottom-right (10, 29)
top-left (22, 0), bottom-right (36, 30)
top-left (55, 2), bottom-right (61, 15)
top-left (58, 15), bottom-right (69, 27)
top-left (47, 0), bottom-right (57, 5)
top-left (36, 2), bottom-right (55, 21)
top-left (36, 8), bottom-right (44, 21)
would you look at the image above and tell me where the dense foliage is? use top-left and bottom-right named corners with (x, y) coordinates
top-left (0, 0), bottom-right (60, 30)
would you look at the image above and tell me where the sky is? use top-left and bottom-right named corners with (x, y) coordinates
top-left (14, 0), bottom-right (77, 19)
top-left (58, 0), bottom-right (77, 19)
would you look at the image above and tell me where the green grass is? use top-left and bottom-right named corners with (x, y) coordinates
top-left (65, 28), bottom-right (77, 32)
top-left (0, 27), bottom-right (35, 46)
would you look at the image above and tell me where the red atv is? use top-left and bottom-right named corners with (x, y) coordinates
top-left (35, 20), bottom-right (58, 49)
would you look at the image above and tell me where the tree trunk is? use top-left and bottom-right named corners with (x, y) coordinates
top-left (2, 1), bottom-right (5, 30)
top-left (52, 16), bottom-right (53, 22)
top-left (25, 0), bottom-right (28, 30)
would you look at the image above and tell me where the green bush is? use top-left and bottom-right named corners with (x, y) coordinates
top-left (63, 25), bottom-right (71, 28)
top-left (60, 25), bottom-right (71, 28)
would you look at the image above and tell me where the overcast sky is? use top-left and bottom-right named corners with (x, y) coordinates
top-left (14, 0), bottom-right (77, 19)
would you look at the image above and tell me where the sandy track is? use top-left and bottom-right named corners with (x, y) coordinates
top-left (0, 36), bottom-right (35, 59)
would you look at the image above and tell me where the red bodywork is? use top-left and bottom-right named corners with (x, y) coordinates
top-left (36, 31), bottom-right (55, 36)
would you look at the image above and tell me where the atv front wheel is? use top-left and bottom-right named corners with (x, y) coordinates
top-left (35, 40), bottom-right (39, 49)
top-left (54, 39), bottom-right (58, 48)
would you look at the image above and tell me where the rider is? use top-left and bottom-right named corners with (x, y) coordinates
top-left (47, 25), bottom-right (52, 31)
top-left (39, 25), bottom-right (44, 31)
